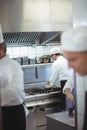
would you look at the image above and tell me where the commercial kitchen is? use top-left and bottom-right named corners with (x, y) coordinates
top-left (0, 0), bottom-right (87, 130)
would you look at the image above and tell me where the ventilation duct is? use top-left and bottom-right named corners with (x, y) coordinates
top-left (0, 0), bottom-right (71, 46)
top-left (3, 32), bottom-right (61, 47)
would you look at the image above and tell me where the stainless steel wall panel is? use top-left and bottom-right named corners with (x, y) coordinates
top-left (73, 0), bottom-right (87, 27)
top-left (37, 65), bottom-right (51, 81)
top-left (23, 67), bottom-right (36, 83)
top-left (0, 0), bottom-right (72, 32)
top-left (22, 64), bottom-right (51, 85)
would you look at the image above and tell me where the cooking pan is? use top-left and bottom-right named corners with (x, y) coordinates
top-left (45, 82), bottom-right (61, 89)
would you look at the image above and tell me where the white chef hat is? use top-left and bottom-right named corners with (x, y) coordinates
top-left (61, 26), bottom-right (87, 52)
top-left (50, 47), bottom-right (60, 55)
top-left (0, 24), bottom-right (4, 44)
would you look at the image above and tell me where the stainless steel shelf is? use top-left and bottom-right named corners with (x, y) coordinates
top-left (21, 63), bottom-right (52, 68)
top-left (24, 90), bottom-right (61, 107)
top-left (25, 98), bottom-right (61, 108)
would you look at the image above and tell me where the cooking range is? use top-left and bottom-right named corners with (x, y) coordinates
top-left (24, 83), bottom-right (61, 108)
top-left (22, 64), bottom-right (65, 111)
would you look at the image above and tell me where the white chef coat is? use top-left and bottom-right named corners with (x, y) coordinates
top-left (63, 76), bottom-right (74, 93)
top-left (63, 75), bottom-right (75, 110)
top-left (50, 55), bottom-right (72, 86)
top-left (0, 55), bottom-right (25, 106)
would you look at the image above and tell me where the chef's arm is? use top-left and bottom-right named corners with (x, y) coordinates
top-left (49, 65), bottom-right (59, 86)
top-left (64, 88), bottom-right (74, 102)
top-left (63, 77), bottom-right (75, 102)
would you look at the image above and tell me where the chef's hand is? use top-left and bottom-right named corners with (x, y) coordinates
top-left (47, 79), bottom-right (50, 83)
top-left (64, 88), bottom-right (74, 102)
top-left (67, 92), bottom-right (74, 102)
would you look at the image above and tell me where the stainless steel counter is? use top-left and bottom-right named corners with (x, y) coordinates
top-left (46, 111), bottom-right (75, 130)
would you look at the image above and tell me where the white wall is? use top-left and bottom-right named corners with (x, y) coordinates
top-left (7, 45), bottom-right (61, 58)
top-left (73, 0), bottom-right (87, 27)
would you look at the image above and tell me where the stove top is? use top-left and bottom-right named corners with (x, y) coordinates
top-left (24, 87), bottom-right (61, 95)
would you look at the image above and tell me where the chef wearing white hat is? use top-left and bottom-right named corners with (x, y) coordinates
top-left (50, 47), bottom-right (60, 55)
top-left (48, 47), bottom-right (73, 86)
top-left (61, 26), bottom-right (87, 76)
top-left (0, 24), bottom-right (27, 130)
top-left (47, 47), bottom-right (73, 110)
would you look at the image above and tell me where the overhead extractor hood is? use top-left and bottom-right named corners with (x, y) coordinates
top-left (0, 0), bottom-right (72, 32)
top-left (3, 32), bottom-right (61, 46)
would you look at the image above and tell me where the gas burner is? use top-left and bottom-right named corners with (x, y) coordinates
top-left (24, 87), bottom-right (62, 108)
top-left (24, 87), bottom-right (61, 95)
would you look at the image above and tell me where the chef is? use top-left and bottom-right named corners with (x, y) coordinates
top-left (0, 24), bottom-right (27, 130)
top-left (47, 48), bottom-right (60, 87)
top-left (61, 26), bottom-right (87, 76)
top-left (47, 47), bottom-right (73, 110)
top-left (63, 76), bottom-right (74, 102)
top-left (63, 76), bottom-right (75, 116)
top-left (61, 26), bottom-right (87, 129)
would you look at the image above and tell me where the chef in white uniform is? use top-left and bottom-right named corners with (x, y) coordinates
top-left (47, 47), bottom-right (73, 110)
top-left (61, 26), bottom-right (87, 76)
top-left (0, 24), bottom-right (27, 130)
top-left (63, 76), bottom-right (74, 102)
top-left (63, 75), bottom-right (75, 113)
top-left (47, 47), bottom-right (72, 87)
top-left (61, 26), bottom-right (87, 129)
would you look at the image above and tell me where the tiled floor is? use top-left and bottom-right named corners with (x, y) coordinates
top-left (26, 107), bottom-right (47, 130)
top-left (26, 106), bottom-right (61, 130)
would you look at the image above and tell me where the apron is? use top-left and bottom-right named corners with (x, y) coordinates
top-left (2, 104), bottom-right (26, 130)
top-left (60, 80), bottom-right (67, 110)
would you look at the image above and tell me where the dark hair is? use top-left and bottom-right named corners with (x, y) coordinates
top-left (54, 53), bottom-right (60, 56)
top-left (0, 42), bottom-right (6, 53)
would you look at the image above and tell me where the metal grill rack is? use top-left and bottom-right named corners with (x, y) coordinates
top-left (3, 32), bottom-right (61, 47)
